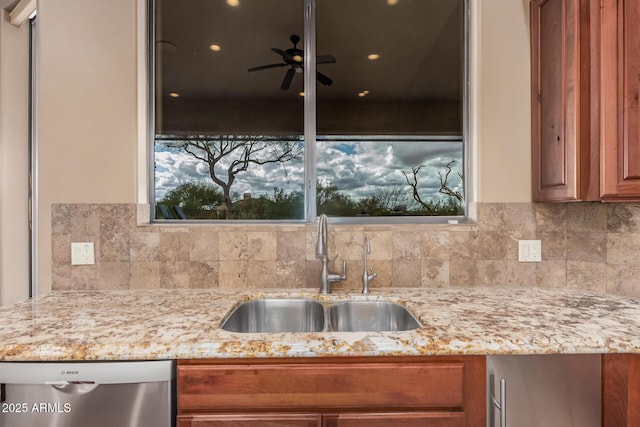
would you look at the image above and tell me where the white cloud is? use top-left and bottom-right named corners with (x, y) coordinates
top-left (155, 138), bottom-right (463, 204)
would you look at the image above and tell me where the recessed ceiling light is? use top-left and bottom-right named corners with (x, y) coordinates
top-left (387, 0), bottom-right (399, 5)
top-left (169, 92), bottom-right (180, 98)
top-left (363, 90), bottom-right (369, 95)
top-left (209, 44), bottom-right (221, 52)
top-left (367, 53), bottom-right (380, 61)
top-left (227, 0), bottom-right (239, 6)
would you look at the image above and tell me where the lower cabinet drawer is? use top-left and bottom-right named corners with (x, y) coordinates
top-left (177, 413), bottom-right (322, 427)
top-left (179, 361), bottom-right (464, 412)
top-left (323, 412), bottom-right (465, 427)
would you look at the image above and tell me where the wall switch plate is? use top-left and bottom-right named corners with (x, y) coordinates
top-left (71, 242), bottom-right (95, 265)
top-left (518, 240), bottom-right (541, 262)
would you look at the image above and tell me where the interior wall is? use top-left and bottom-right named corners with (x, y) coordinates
top-left (36, 0), bottom-right (139, 294)
top-left (31, 0), bottom-right (532, 295)
top-left (476, 0), bottom-right (532, 202)
top-left (0, 9), bottom-right (30, 305)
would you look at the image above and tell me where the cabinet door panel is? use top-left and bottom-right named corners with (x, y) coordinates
top-left (602, 354), bottom-right (640, 427)
top-left (323, 412), bottom-right (464, 427)
top-left (177, 413), bottom-right (322, 427)
top-left (531, 0), bottom-right (581, 201)
top-left (600, 0), bottom-right (640, 199)
top-left (179, 362), bottom-right (464, 412)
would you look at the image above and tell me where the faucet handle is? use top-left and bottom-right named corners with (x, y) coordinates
top-left (338, 259), bottom-right (347, 280)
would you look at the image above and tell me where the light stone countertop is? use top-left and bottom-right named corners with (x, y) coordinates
top-left (0, 287), bottom-right (639, 361)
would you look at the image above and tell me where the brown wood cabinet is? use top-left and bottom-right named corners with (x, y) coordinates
top-left (531, 0), bottom-right (597, 201)
top-left (599, 0), bottom-right (640, 199)
top-left (531, 0), bottom-right (640, 201)
top-left (602, 354), bottom-right (640, 427)
top-left (177, 356), bottom-right (486, 427)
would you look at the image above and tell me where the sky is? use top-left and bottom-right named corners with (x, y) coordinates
top-left (154, 137), bottom-right (463, 207)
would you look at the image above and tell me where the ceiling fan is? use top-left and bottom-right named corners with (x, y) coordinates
top-left (248, 35), bottom-right (336, 90)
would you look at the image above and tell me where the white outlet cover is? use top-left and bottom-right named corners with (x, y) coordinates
top-left (518, 240), bottom-right (541, 262)
top-left (71, 242), bottom-right (95, 265)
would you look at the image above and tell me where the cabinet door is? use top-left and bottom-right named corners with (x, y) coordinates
top-left (531, 0), bottom-right (595, 201)
top-left (602, 354), bottom-right (640, 427)
top-left (323, 412), bottom-right (464, 427)
top-left (177, 413), bottom-right (322, 427)
top-left (600, 0), bottom-right (640, 199)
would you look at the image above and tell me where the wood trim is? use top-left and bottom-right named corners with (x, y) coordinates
top-left (602, 354), bottom-right (640, 427)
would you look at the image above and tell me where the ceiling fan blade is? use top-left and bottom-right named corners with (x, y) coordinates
top-left (248, 63), bottom-right (287, 72)
top-left (316, 54), bottom-right (336, 64)
top-left (281, 68), bottom-right (296, 90)
top-left (272, 48), bottom-right (295, 63)
top-left (316, 71), bottom-right (333, 86)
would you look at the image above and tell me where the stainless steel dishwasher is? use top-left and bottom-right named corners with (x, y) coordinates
top-left (0, 360), bottom-right (174, 427)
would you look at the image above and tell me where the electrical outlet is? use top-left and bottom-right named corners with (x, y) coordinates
top-left (518, 240), bottom-right (541, 262)
top-left (71, 242), bottom-right (95, 265)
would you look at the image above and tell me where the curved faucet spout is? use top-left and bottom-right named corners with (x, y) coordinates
top-left (316, 214), bottom-right (328, 258)
top-left (315, 214), bottom-right (346, 294)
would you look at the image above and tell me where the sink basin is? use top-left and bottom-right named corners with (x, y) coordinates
top-left (221, 298), bottom-right (325, 333)
top-left (328, 301), bottom-right (421, 332)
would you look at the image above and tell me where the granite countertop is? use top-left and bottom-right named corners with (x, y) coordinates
top-left (0, 287), bottom-right (639, 361)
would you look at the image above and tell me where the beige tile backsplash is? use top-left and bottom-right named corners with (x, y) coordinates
top-left (51, 202), bottom-right (640, 297)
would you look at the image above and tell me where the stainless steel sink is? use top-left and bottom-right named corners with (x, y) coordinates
top-left (221, 298), bottom-right (325, 333)
top-left (328, 301), bottom-right (421, 332)
top-left (221, 298), bottom-right (421, 333)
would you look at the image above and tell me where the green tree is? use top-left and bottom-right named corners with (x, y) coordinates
top-left (158, 181), bottom-right (224, 218)
top-left (158, 135), bottom-right (303, 217)
top-left (316, 181), bottom-right (357, 216)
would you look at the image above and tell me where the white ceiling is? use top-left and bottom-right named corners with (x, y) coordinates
top-left (156, 0), bottom-right (463, 102)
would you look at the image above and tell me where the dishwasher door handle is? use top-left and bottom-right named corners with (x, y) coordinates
top-left (45, 381), bottom-right (98, 394)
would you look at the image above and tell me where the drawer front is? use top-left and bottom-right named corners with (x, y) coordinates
top-left (177, 413), bottom-right (322, 427)
top-left (323, 412), bottom-right (464, 427)
top-left (179, 362), bottom-right (464, 412)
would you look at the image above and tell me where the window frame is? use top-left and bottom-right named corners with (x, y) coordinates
top-left (148, 0), bottom-right (470, 224)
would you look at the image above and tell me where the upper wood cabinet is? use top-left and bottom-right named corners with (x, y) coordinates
top-left (599, 0), bottom-right (640, 199)
top-left (531, 0), bottom-right (640, 201)
top-left (531, 0), bottom-right (598, 201)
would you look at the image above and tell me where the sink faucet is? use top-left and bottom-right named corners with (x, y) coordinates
top-left (362, 236), bottom-right (377, 294)
top-left (315, 214), bottom-right (346, 294)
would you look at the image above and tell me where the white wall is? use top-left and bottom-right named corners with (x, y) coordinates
top-left (1, 0), bottom-right (531, 296)
top-left (36, 0), bottom-right (140, 293)
top-left (0, 9), bottom-right (30, 305)
top-left (474, 0), bottom-right (532, 202)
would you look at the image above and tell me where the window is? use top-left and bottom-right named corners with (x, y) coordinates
top-left (151, 0), bottom-right (467, 221)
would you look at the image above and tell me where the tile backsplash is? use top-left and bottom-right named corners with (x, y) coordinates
top-left (51, 202), bottom-right (640, 297)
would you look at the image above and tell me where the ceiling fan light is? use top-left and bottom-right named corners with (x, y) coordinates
top-left (209, 44), bottom-right (221, 52)
top-left (293, 54), bottom-right (303, 62)
top-left (299, 92), bottom-right (305, 97)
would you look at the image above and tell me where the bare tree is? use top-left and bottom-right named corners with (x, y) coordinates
top-left (438, 160), bottom-right (463, 202)
top-left (159, 135), bottom-right (303, 217)
top-left (402, 160), bottom-right (463, 214)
